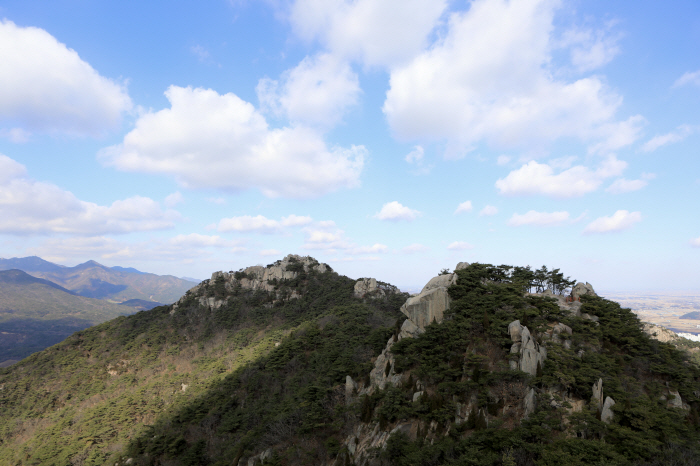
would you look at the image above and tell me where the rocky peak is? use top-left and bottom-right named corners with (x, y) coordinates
top-left (172, 254), bottom-right (330, 311)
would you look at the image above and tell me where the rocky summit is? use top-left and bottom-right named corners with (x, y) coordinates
top-left (1, 257), bottom-right (699, 466)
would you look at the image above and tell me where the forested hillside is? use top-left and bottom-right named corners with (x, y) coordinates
top-left (1, 257), bottom-right (699, 466)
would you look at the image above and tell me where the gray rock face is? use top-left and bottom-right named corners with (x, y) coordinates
top-left (399, 271), bottom-right (458, 330)
top-left (353, 278), bottom-right (378, 298)
top-left (455, 262), bottom-right (470, 271)
top-left (601, 396), bottom-right (616, 423)
top-left (572, 282), bottom-right (597, 299)
top-left (345, 375), bottom-right (357, 402)
top-left (592, 378), bottom-right (604, 409)
top-left (398, 318), bottom-right (423, 340)
top-left (507, 320), bottom-right (546, 376)
top-left (668, 390), bottom-right (686, 409)
top-left (524, 388), bottom-right (537, 418)
top-left (400, 287), bottom-right (451, 329)
top-left (643, 323), bottom-right (679, 343)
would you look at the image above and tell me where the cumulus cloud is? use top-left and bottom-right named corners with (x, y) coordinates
top-left (289, 0), bottom-right (448, 67)
top-left (642, 125), bottom-right (695, 152)
top-left (447, 241), bottom-right (474, 250)
top-left (99, 86), bottom-right (365, 198)
top-left (402, 243), bottom-right (429, 253)
top-left (373, 201), bottom-right (420, 221)
top-left (508, 210), bottom-right (569, 226)
top-left (454, 200), bottom-right (473, 214)
top-left (257, 53), bottom-right (360, 128)
top-left (216, 214), bottom-right (313, 234)
top-left (0, 19), bottom-right (132, 137)
top-left (495, 155), bottom-right (626, 198)
top-left (673, 70), bottom-right (700, 88)
top-left (583, 210), bottom-right (641, 234)
top-left (0, 154), bottom-right (179, 235)
top-left (382, 0), bottom-right (640, 157)
top-left (479, 205), bottom-right (498, 217)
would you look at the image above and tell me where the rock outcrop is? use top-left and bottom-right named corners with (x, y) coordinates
top-left (643, 323), bottom-right (679, 343)
top-left (353, 278), bottom-right (400, 299)
top-left (400, 272), bottom-right (458, 330)
top-left (591, 378), bottom-right (604, 410)
top-left (601, 396), bottom-right (616, 424)
top-left (572, 282), bottom-right (597, 299)
top-left (524, 388), bottom-right (537, 418)
top-left (172, 254), bottom-right (329, 311)
top-left (360, 265), bottom-right (465, 395)
top-left (507, 320), bottom-right (547, 376)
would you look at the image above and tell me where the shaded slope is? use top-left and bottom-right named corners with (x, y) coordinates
top-left (0, 270), bottom-right (135, 362)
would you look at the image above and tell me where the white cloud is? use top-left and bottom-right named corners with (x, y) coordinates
top-left (99, 86), bottom-right (365, 198)
top-left (583, 210), bottom-right (641, 234)
top-left (495, 155), bottom-right (626, 198)
top-left (28, 234), bottom-right (244, 265)
top-left (190, 45), bottom-right (211, 62)
top-left (508, 210), bottom-right (569, 226)
top-left (216, 214), bottom-right (313, 234)
top-left (289, 0), bottom-right (448, 67)
top-left (691, 237), bottom-right (700, 248)
top-left (497, 155), bottom-right (511, 166)
top-left (351, 244), bottom-right (388, 254)
top-left (447, 241), bottom-right (474, 250)
top-left (0, 127), bottom-right (31, 143)
top-left (260, 249), bottom-right (281, 256)
top-left (642, 125), bottom-right (695, 152)
top-left (405, 145), bottom-right (424, 164)
top-left (0, 19), bottom-right (132, 137)
top-left (257, 53), bottom-right (360, 128)
top-left (164, 191), bottom-right (184, 207)
top-left (402, 243), bottom-right (429, 253)
top-left (605, 177), bottom-right (650, 194)
top-left (168, 233), bottom-right (237, 248)
top-left (560, 23), bottom-right (621, 72)
top-left (0, 154), bottom-right (179, 235)
top-left (673, 70), bottom-right (700, 88)
top-left (373, 201), bottom-right (420, 221)
top-left (455, 201), bottom-right (473, 214)
top-left (479, 205), bottom-right (498, 217)
top-left (382, 0), bottom-right (639, 157)
top-left (207, 197), bottom-right (226, 205)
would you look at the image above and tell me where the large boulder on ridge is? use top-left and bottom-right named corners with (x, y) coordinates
top-left (400, 272), bottom-right (458, 330)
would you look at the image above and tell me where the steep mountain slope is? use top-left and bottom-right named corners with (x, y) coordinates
top-left (0, 256), bottom-right (196, 304)
top-left (0, 270), bottom-right (135, 363)
top-left (1, 258), bottom-right (699, 466)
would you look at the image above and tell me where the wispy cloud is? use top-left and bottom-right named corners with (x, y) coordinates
top-left (583, 210), bottom-right (641, 234)
top-left (508, 211), bottom-right (570, 227)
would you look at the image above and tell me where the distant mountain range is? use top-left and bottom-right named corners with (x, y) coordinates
top-left (0, 256), bottom-right (198, 304)
top-left (0, 269), bottom-right (136, 364)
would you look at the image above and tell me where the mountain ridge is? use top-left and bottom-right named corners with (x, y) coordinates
top-left (0, 256), bottom-right (196, 304)
top-left (1, 255), bottom-right (699, 466)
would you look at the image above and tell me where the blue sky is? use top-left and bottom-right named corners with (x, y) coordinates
top-left (0, 0), bottom-right (698, 292)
